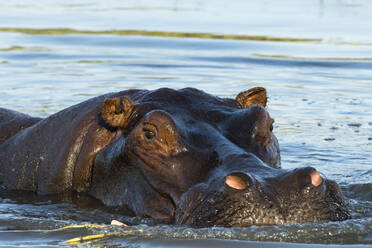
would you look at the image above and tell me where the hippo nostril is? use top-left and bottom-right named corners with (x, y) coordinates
top-left (311, 170), bottom-right (322, 187)
top-left (225, 173), bottom-right (248, 190)
top-left (296, 167), bottom-right (324, 189)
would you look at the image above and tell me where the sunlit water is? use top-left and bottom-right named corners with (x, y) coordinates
top-left (0, 0), bottom-right (371, 247)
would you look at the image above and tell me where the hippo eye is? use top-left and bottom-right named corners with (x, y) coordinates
top-left (143, 128), bottom-right (156, 140)
top-left (142, 124), bottom-right (157, 140)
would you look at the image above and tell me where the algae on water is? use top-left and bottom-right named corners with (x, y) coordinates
top-left (0, 27), bottom-right (321, 43)
top-left (0, 46), bottom-right (24, 52)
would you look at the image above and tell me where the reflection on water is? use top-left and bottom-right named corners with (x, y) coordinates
top-left (0, 0), bottom-right (371, 247)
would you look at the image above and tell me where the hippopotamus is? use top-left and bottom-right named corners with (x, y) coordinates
top-left (0, 87), bottom-right (350, 227)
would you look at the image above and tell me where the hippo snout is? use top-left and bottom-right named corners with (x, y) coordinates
top-left (176, 165), bottom-right (350, 227)
top-left (225, 168), bottom-right (324, 196)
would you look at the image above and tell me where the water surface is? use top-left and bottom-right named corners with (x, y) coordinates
top-left (0, 0), bottom-right (371, 247)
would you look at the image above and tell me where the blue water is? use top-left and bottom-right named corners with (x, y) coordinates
top-left (0, 1), bottom-right (371, 247)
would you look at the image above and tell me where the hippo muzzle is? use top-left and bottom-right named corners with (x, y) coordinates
top-left (175, 162), bottom-right (350, 227)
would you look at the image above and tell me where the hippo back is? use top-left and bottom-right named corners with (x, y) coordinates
top-left (0, 90), bottom-right (142, 194)
top-left (0, 108), bottom-right (42, 145)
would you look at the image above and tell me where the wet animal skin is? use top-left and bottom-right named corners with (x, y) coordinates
top-left (0, 87), bottom-right (350, 227)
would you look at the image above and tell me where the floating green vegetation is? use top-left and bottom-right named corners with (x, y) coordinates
top-left (252, 53), bottom-right (372, 61)
top-left (0, 45), bottom-right (24, 52)
top-left (76, 60), bottom-right (105, 64)
top-left (65, 233), bottom-right (119, 245)
top-left (59, 224), bottom-right (106, 230)
top-left (0, 61), bottom-right (8, 64)
top-left (0, 27), bottom-right (320, 42)
top-left (59, 224), bottom-right (113, 245)
top-left (0, 45), bottom-right (50, 52)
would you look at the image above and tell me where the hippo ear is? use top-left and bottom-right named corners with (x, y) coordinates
top-left (101, 97), bottom-right (134, 129)
top-left (236, 87), bottom-right (267, 108)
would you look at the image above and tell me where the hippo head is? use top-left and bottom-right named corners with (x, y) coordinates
top-left (90, 87), bottom-right (350, 227)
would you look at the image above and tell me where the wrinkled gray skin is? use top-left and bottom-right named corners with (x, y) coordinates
top-left (0, 88), bottom-right (350, 227)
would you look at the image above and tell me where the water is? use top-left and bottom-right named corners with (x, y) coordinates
top-left (0, 0), bottom-right (371, 247)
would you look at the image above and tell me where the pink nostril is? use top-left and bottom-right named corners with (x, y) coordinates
top-left (311, 170), bottom-right (322, 187)
top-left (225, 174), bottom-right (248, 190)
